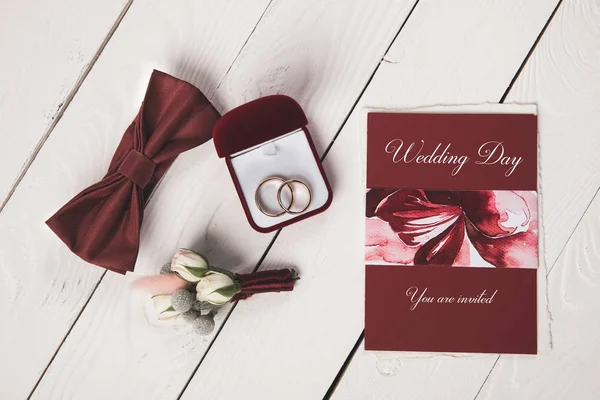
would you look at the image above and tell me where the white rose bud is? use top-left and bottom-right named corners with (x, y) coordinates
top-left (170, 249), bottom-right (209, 282)
top-left (195, 272), bottom-right (240, 305)
top-left (152, 294), bottom-right (181, 320)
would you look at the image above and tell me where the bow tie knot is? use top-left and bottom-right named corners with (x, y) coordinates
top-left (118, 149), bottom-right (156, 188)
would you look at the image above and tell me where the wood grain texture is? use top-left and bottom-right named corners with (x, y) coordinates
top-left (0, 0), bottom-right (130, 209)
top-left (0, 1), bottom-right (272, 399)
top-left (23, 0), bottom-right (418, 399)
top-left (0, 1), bottom-right (128, 398)
top-left (1, 0), bottom-right (597, 398)
top-left (477, 0), bottom-right (600, 398)
top-left (181, 1), bottom-right (561, 399)
top-left (335, 352), bottom-right (500, 400)
top-left (477, 196), bottom-right (600, 395)
top-left (505, 0), bottom-right (600, 268)
top-left (334, 0), bottom-right (600, 398)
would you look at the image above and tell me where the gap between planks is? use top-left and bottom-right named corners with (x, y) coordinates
top-left (320, 0), bottom-right (421, 162)
top-left (24, 1), bottom-right (275, 398)
top-left (174, 229), bottom-right (282, 399)
top-left (21, 1), bottom-right (133, 398)
top-left (26, 271), bottom-right (107, 400)
top-left (321, 0), bottom-right (581, 398)
top-left (0, 0), bottom-right (134, 217)
top-left (21, 0), bottom-right (580, 399)
top-left (173, 1), bottom-right (423, 398)
top-left (25, 0), bottom-right (427, 398)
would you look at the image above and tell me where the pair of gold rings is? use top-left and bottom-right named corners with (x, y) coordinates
top-left (255, 177), bottom-right (312, 217)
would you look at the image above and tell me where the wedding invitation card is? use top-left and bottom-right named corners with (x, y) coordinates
top-left (364, 110), bottom-right (539, 354)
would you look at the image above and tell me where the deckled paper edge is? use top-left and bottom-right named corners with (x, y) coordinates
top-left (358, 103), bottom-right (551, 359)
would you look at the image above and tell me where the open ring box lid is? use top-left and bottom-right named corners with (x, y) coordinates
top-left (214, 95), bottom-right (333, 233)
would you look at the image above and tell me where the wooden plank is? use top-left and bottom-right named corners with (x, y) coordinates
top-left (474, 0), bottom-right (600, 397)
top-left (504, 0), bottom-right (600, 267)
top-left (477, 205), bottom-right (600, 397)
top-left (0, 2), bottom-right (272, 399)
top-left (335, 352), bottom-right (500, 400)
top-left (334, 0), bottom-right (600, 398)
top-left (180, 1), bottom-right (562, 399)
top-left (0, 0), bottom-right (130, 209)
top-left (24, 0), bottom-right (418, 399)
top-left (0, 1), bottom-right (129, 397)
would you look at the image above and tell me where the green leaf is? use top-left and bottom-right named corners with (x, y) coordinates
top-left (183, 266), bottom-right (207, 278)
top-left (213, 284), bottom-right (240, 298)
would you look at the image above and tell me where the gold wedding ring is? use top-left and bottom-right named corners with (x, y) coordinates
top-left (255, 176), bottom-right (312, 217)
top-left (255, 177), bottom-right (294, 217)
top-left (277, 179), bottom-right (311, 214)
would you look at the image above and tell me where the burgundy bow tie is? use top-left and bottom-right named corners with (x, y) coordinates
top-left (46, 70), bottom-right (220, 274)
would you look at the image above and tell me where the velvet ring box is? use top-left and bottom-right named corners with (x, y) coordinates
top-left (214, 95), bottom-right (333, 233)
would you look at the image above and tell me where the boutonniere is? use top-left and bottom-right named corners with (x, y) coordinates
top-left (134, 249), bottom-right (298, 335)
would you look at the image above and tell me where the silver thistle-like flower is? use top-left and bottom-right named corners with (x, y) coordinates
top-left (160, 263), bottom-right (172, 275)
top-left (192, 314), bottom-right (215, 335)
top-left (171, 289), bottom-right (195, 313)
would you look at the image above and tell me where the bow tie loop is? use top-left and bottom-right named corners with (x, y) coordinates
top-left (118, 149), bottom-right (156, 188)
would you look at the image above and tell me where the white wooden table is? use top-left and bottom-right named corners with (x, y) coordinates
top-left (1, 0), bottom-right (599, 399)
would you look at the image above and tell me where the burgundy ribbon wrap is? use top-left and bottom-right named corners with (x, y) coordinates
top-left (46, 70), bottom-right (220, 274)
top-left (232, 269), bottom-right (297, 301)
